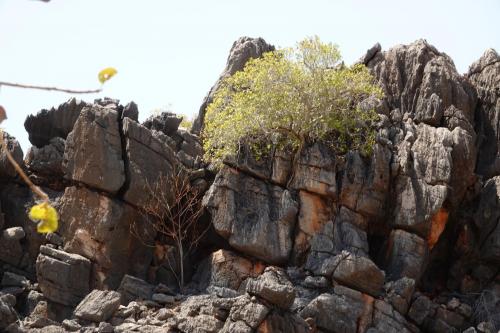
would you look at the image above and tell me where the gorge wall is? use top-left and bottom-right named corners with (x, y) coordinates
top-left (0, 37), bottom-right (499, 333)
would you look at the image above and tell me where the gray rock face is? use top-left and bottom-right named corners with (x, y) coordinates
top-left (58, 186), bottom-right (154, 289)
top-left (468, 49), bottom-right (500, 178)
top-left (142, 112), bottom-right (182, 136)
top-left (25, 137), bottom-right (65, 177)
top-left (340, 144), bottom-right (391, 217)
top-left (203, 166), bottom-right (298, 264)
top-left (63, 106), bottom-right (125, 194)
top-left (474, 177), bottom-right (500, 263)
top-left (192, 36), bottom-right (275, 134)
top-left (122, 118), bottom-right (180, 209)
top-left (383, 229), bottom-right (428, 281)
top-left (24, 98), bottom-right (88, 148)
top-left (74, 289), bottom-right (121, 322)
top-left (0, 132), bottom-right (23, 179)
top-left (290, 142), bottom-right (337, 198)
top-left (36, 245), bottom-right (91, 306)
top-left (245, 267), bottom-right (295, 310)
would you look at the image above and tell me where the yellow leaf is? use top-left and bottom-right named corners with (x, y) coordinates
top-left (29, 202), bottom-right (58, 234)
top-left (98, 67), bottom-right (118, 84)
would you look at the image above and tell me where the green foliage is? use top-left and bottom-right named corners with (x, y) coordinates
top-left (202, 36), bottom-right (383, 166)
top-left (180, 115), bottom-right (193, 130)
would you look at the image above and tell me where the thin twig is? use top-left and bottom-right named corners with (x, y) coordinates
top-left (0, 130), bottom-right (49, 202)
top-left (0, 81), bottom-right (102, 94)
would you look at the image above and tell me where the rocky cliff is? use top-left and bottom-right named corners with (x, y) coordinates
top-left (0, 37), bottom-right (499, 333)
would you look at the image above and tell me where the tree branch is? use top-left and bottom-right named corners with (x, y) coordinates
top-left (0, 81), bottom-right (102, 94)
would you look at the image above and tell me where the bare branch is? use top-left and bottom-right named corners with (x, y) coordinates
top-left (0, 81), bottom-right (102, 94)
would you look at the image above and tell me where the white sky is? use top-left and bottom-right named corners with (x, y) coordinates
top-left (1, 0), bottom-right (499, 153)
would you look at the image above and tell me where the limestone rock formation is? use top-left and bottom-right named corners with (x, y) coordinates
top-left (1, 38), bottom-right (499, 333)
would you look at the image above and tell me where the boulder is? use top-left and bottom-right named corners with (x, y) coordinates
top-left (194, 249), bottom-right (264, 291)
top-left (74, 290), bottom-right (121, 322)
top-left (331, 252), bottom-right (386, 296)
top-left (245, 267), bottom-right (295, 310)
top-left (36, 245), bottom-right (91, 306)
top-left (383, 277), bottom-right (416, 315)
top-left (203, 166), bottom-right (298, 264)
top-left (192, 36), bottom-right (274, 134)
top-left (24, 98), bottom-right (87, 148)
top-left (226, 295), bottom-right (269, 329)
top-left (58, 186), bottom-right (154, 289)
top-left (371, 300), bottom-right (419, 333)
top-left (117, 275), bottom-right (154, 304)
top-left (142, 112), bottom-right (182, 136)
top-left (383, 229), bottom-right (429, 281)
top-left (468, 49), bottom-right (500, 178)
top-left (300, 285), bottom-right (374, 333)
top-left (63, 106), bottom-right (125, 194)
top-left (0, 227), bottom-right (25, 267)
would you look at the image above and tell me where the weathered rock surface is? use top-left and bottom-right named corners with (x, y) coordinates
top-left (142, 112), bottom-right (182, 136)
top-left (383, 229), bottom-right (429, 281)
top-left (122, 117), bottom-right (180, 209)
top-left (300, 285), bottom-right (374, 333)
top-left (468, 49), bottom-right (500, 178)
top-left (24, 98), bottom-right (88, 148)
top-left (474, 177), bottom-right (500, 263)
top-left (74, 289), bottom-right (121, 322)
top-left (58, 186), bottom-right (153, 289)
top-left (36, 245), bottom-right (91, 306)
top-left (2, 38), bottom-right (500, 333)
top-left (246, 267), bottom-right (295, 310)
top-left (117, 274), bottom-right (154, 304)
top-left (192, 36), bottom-right (275, 134)
top-left (25, 137), bottom-right (65, 177)
top-left (203, 166), bottom-right (298, 264)
top-left (63, 106), bottom-right (125, 194)
top-left (194, 249), bottom-right (265, 291)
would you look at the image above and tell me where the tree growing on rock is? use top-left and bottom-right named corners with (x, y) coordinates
top-left (202, 36), bottom-right (383, 168)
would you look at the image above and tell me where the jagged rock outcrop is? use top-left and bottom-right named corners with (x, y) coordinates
top-left (24, 97), bottom-right (88, 148)
top-left (1, 38), bottom-right (499, 333)
top-left (468, 49), bottom-right (500, 178)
